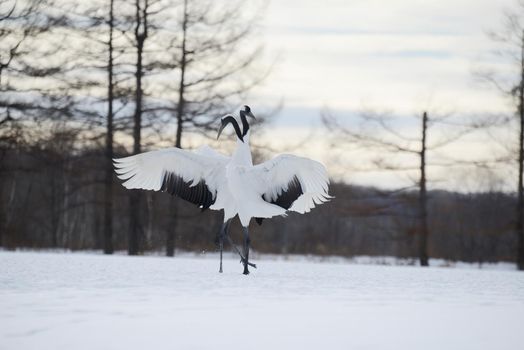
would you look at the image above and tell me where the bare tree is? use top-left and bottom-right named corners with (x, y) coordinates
top-left (0, 0), bottom-right (71, 124)
top-left (158, 0), bottom-right (266, 256)
top-left (418, 112), bottom-right (429, 265)
top-left (168, 0), bottom-right (265, 147)
top-left (0, 0), bottom-right (41, 86)
top-left (0, 0), bottom-right (268, 256)
top-left (323, 109), bottom-right (473, 266)
top-left (478, 5), bottom-right (524, 270)
top-left (104, 0), bottom-right (115, 254)
top-left (127, 0), bottom-right (150, 255)
top-left (0, 0), bottom-right (75, 247)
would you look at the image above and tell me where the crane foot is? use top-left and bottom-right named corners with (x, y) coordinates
top-left (239, 258), bottom-right (257, 269)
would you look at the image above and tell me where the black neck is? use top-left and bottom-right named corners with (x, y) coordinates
top-left (223, 116), bottom-right (243, 141)
top-left (240, 110), bottom-right (249, 137)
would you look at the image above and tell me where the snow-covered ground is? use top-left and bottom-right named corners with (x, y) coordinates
top-left (1, 251), bottom-right (523, 350)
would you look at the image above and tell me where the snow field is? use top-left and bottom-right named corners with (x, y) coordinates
top-left (1, 251), bottom-right (523, 350)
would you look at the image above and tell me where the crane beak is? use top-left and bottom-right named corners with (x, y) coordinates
top-left (248, 111), bottom-right (256, 120)
top-left (217, 123), bottom-right (226, 140)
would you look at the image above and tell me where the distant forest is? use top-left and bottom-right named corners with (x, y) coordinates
top-left (0, 147), bottom-right (515, 264)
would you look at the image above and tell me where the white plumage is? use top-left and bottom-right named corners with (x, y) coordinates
top-left (115, 147), bottom-right (226, 194)
top-left (114, 106), bottom-right (331, 274)
top-left (113, 137), bottom-right (330, 225)
top-left (249, 154), bottom-right (330, 214)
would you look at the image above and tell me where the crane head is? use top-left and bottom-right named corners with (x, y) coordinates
top-left (217, 115), bottom-right (244, 142)
top-left (239, 105), bottom-right (256, 137)
top-left (243, 105), bottom-right (256, 120)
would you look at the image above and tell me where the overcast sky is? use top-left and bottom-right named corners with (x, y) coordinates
top-left (255, 0), bottom-right (515, 116)
top-left (248, 0), bottom-right (518, 190)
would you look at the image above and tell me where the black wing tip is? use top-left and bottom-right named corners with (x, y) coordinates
top-left (263, 175), bottom-right (304, 210)
top-left (161, 171), bottom-right (216, 209)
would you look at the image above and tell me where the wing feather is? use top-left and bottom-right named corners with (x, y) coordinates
top-left (114, 147), bottom-right (228, 210)
top-left (249, 154), bottom-right (331, 215)
top-left (194, 145), bottom-right (230, 162)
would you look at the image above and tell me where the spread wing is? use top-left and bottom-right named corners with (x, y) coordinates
top-left (248, 154), bottom-right (331, 216)
top-left (114, 147), bottom-right (228, 210)
top-left (194, 145), bottom-right (230, 162)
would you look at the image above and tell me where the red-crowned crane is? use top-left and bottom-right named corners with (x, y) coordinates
top-left (114, 106), bottom-right (331, 274)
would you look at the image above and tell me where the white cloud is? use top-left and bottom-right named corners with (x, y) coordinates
top-left (244, 0), bottom-right (520, 189)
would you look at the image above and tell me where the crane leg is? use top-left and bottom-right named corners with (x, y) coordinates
top-left (217, 219), bottom-right (231, 273)
top-left (242, 226), bottom-right (251, 275)
top-left (225, 234), bottom-right (256, 268)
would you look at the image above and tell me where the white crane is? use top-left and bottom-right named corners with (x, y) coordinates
top-left (114, 106), bottom-right (331, 275)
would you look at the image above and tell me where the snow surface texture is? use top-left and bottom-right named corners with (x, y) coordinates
top-left (1, 251), bottom-right (523, 350)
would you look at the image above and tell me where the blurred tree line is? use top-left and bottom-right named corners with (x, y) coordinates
top-left (0, 0), bottom-right (266, 255)
top-left (0, 146), bottom-right (517, 265)
top-left (0, 0), bottom-right (522, 268)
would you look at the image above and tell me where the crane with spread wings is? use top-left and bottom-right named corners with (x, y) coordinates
top-left (114, 106), bottom-right (331, 274)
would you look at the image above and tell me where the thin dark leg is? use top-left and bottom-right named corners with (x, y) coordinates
top-left (225, 234), bottom-right (256, 268)
top-left (218, 219), bottom-right (256, 269)
top-left (219, 236), bottom-right (223, 273)
top-left (216, 220), bottom-right (228, 273)
top-left (224, 219), bottom-right (232, 238)
top-left (242, 226), bottom-right (251, 275)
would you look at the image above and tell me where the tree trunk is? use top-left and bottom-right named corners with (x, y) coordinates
top-left (145, 192), bottom-right (154, 250)
top-left (175, 0), bottom-right (188, 148)
top-left (128, 192), bottom-right (140, 255)
top-left (175, 0), bottom-right (188, 149)
top-left (1, 177), bottom-right (17, 248)
top-left (419, 111), bottom-right (429, 266)
top-left (104, 0), bottom-right (115, 255)
top-left (50, 168), bottom-right (58, 248)
top-left (517, 30), bottom-right (524, 270)
top-left (0, 180), bottom-right (4, 248)
top-left (129, 0), bottom-right (148, 256)
top-left (166, 0), bottom-right (188, 257)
